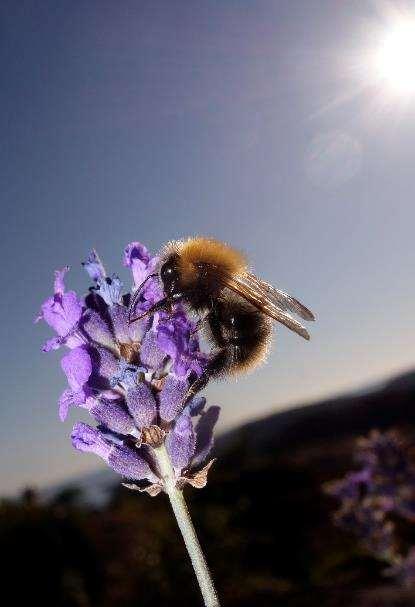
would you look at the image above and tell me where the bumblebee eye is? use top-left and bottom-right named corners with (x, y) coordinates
top-left (160, 261), bottom-right (179, 293)
top-left (161, 263), bottom-right (174, 279)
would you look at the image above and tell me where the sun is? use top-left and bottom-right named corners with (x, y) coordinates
top-left (373, 19), bottom-right (415, 95)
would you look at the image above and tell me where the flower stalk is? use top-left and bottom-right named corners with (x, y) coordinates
top-left (153, 443), bottom-right (220, 607)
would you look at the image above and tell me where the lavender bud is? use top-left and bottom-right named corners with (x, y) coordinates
top-left (126, 382), bottom-right (157, 429)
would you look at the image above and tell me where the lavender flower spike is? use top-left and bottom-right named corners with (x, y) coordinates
top-left (325, 429), bottom-right (415, 586)
top-left (38, 241), bottom-right (220, 607)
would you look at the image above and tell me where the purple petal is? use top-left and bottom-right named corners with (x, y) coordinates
top-left (159, 375), bottom-right (189, 422)
top-left (166, 410), bottom-right (196, 469)
top-left (173, 351), bottom-right (207, 378)
top-left (41, 291), bottom-right (83, 338)
top-left (143, 274), bottom-right (164, 302)
top-left (156, 310), bottom-right (206, 378)
top-left (71, 422), bottom-right (112, 459)
top-left (42, 336), bottom-right (64, 352)
top-left (123, 241), bottom-right (159, 288)
top-left (61, 347), bottom-right (92, 391)
top-left (128, 277), bottom-right (164, 325)
top-left (96, 275), bottom-right (123, 306)
top-left (54, 266), bottom-right (69, 295)
top-left (124, 241), bottom-right (151, 268)
top-left (38, 267), bottom-right (83, 343)
top-left (82, 249), bottom-right (106, 282)
top-left (126, 382), bottom-right (157, 428)
top-left (59, 388), bottom-right (75, 421)
top-left (192, 406), bottom-right (220, 468)
top-left (59, 386), bottom-right (90, 421)
top-left (138, 276), bottom-right (164, 308)
top-left (156, 311), bottom-right (190, 359)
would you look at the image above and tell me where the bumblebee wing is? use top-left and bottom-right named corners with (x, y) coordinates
top-left (243, 273), bottom-right (315, 321)
top-left (215, 269), bottom-right (314, 340)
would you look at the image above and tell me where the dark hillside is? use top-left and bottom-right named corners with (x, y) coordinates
top-left (2, 370), bottom-right (415, 606)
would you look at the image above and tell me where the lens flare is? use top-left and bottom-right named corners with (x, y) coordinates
top-left (374, 20), bottom-right (415, 95)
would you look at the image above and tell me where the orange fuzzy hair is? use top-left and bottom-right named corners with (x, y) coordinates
top-left (171, 237), bottom-right (248, 285)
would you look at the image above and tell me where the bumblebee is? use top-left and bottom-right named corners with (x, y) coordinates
top-left (129, 237), bottom-right (315, 395)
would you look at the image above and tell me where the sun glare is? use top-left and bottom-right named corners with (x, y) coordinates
top-left (374, 19), bottom-right (415, 95)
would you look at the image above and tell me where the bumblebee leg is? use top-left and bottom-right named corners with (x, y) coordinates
top-left (183, 348), bottom-right (230, 405)
top-left (183, 374), bottom-right (209, 405)
top-left (128, 297), bottom-right (171, 324)
top-left (190, 312), bottom-right (210, 336)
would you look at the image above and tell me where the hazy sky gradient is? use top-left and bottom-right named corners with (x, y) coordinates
top-left (1, 0), bottom-right (415, 494)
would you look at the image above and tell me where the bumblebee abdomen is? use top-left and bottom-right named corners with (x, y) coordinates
top-left (206, 298), bottom-right (272, 376)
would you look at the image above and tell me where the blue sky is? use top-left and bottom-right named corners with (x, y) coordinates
top-left (1, 0), bottom-right (415, 495)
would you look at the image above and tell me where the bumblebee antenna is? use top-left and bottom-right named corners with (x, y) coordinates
top-left (128, 273), bottom-right (158, 323)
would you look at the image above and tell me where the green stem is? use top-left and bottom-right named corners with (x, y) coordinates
top-left (154, 443), bottom-right (220, 607)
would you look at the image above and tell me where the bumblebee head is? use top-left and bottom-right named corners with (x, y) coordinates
top-left (160, 255), bottom-right (181, 297)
